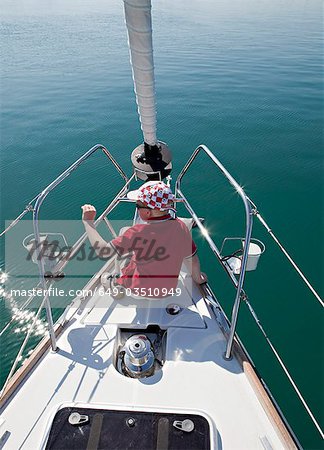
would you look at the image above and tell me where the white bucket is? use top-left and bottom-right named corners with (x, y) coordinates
top-left (244, 241), bottom-right (263, 271)
top-left (24, 235), bottom-right (48, 264)
top-left (24, 235), bottom-right (60, 269)
top-left (227, 257), bottom-right (242, 275)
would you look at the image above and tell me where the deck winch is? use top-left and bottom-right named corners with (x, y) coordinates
top-left (121, 334), bottom-right (155, 378)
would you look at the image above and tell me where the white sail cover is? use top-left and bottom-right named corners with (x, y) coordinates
top-left (123, 0), bottom-right (157, 146)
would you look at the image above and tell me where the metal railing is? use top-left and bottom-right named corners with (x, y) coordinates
top-left (176, 144), bottom-right (254, 358)
top-left (175, 144), bottom-right (323, 437)
top-left (31, 144), bottom-right (129, 351)
top-left (0, 144), bottom-right (132, 399)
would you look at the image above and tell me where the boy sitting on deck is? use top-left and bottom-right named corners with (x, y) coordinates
top-left (81, 181), bottom-right (207, 298)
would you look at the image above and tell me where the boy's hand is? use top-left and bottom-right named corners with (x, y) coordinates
top-left (81, 204), bottom-right (96, 222)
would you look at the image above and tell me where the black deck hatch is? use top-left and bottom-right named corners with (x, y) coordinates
top-left (45, 407), bottom-right (211, 450)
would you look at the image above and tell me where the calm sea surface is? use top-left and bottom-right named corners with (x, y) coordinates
top-left (1, 0), bottom-right (323, 447)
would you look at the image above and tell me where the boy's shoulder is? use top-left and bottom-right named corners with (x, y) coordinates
top-left (124, 218), bottom-right (189, 234)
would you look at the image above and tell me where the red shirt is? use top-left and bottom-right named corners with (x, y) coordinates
top-left (110, 216), bottom-right (197, 297)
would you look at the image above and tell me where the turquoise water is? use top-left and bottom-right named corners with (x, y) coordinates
top-left (1, 0), bottom-right (323, 447)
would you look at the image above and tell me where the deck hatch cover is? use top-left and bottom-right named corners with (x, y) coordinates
top-left (45, 407), bottom-right (210, 450)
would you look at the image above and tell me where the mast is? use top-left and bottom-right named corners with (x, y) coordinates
top-left (123, 0), bottom-right (172, 180)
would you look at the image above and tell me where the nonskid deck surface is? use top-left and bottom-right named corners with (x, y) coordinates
top-left (81, 272), bottom-right (206, 329)
top-left (0, 275), bottom-right (284, 450)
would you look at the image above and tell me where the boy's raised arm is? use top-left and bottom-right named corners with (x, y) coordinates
top-left (81, 204), bottom-right (114, 258)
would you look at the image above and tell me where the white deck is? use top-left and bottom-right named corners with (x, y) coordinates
top-left (0, 274), bottom-right (286, 449)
